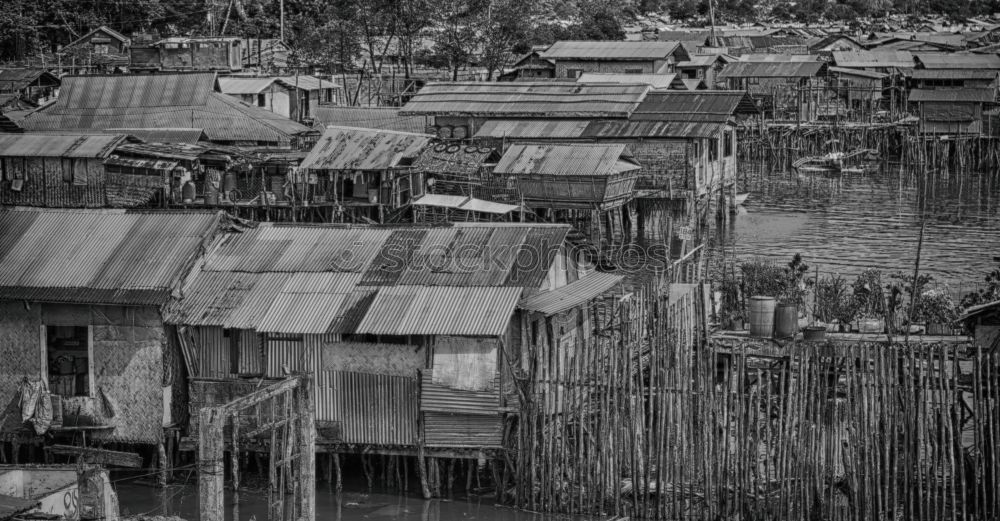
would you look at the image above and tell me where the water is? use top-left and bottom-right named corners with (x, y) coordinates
top-left (717, 163), bottom-right (1000, 295)
top-left (114, 479), bottom-right (593, 521)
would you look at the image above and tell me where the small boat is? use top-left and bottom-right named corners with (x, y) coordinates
top-left (734, 192), bottom-right (750, 206)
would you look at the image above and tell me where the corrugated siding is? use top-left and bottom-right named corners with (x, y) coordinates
top-left (423, 412), bottom-right (503, 448)
top-left (318, 371), bottom-right (418, 445)
top-left (193, 326), bottom-right (229, 378)
top-left (421, 372), bottom-right (500, 415)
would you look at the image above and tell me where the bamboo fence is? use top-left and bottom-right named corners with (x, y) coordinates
top-left (512, 279), bottom-right (1000, 520)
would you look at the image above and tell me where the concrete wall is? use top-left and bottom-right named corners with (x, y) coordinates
top-left (0, 302), bottom-right (167, 444)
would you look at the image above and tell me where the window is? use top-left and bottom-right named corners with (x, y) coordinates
top-left (724, 130), bottom-right (733, 157)
top-left (708, 137), bottom-right (719, 161)
top-left (625, 68), bottom-right (644, 74)
top-left (567, 69), bottom-right (583, 79)
top-left (257, 93), bottom-right (266, 107)
top-left (93, 44), bottom-right (109, 55)
top-left (45, 325), bottom-right (92, 397)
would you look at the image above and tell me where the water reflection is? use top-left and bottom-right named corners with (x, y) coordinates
top-left (115, 481), bottom-right (595, 521)
top-left (716, 162), bottom-right (1000, 295)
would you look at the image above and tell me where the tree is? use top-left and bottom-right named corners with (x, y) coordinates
top-left (478, 0), bottom-right (537, 80)
top-left (431, 0), bottom-right (483, 80)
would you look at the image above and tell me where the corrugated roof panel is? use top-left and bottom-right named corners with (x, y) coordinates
top-left (473, 119), bottom-right (590, 139)
top-left (494, 144), bottom-right (628, 177)
top-left (832, 50), bottom-right (914, 69)
top-left (0, 133), bottom-right (126, 158)
top-left (540, 41), bottom-right (680, 60)
top-left (400, 82), bottom-right (650, 118)
top-left (631, 90), bottom-right (758, 121)
top-left (258, 293), bottom-right (348, 334)
top-left (584, 120), bottom-right (725, 139)
top-left (58, 73), bottom-right (215, 109)
top-left (909, 88), bottom-right (995, 103)
top-left (311, 106), bottom-right (426, 134)
top-left (359, 229), bottom-right (427, 286)
top-left (299, 126), bottom-right (432, 171)
top-left (505, 226), bottom-right (569, 287)
top-left (916, 53), bottom-right (1000, 69)
top-left (0, 209), bottom-right (217, 305)
top-left (218, 77), bottom-right (278, 95)
top-left (519, 272), bottom-right (624, 315)
top-left (718, 60), bottom-right (824, 78)
top-left (577, 72), bottom-right (677, 88)
top-left (355, 286), bottom-right (522, 336)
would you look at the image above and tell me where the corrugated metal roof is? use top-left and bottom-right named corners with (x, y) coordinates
top-left (0, 69), bottom-right (58, 91)
top-left (909, 88), bottom-right (995, 103)
top-left (583, 119), bottom-right (726, 139)
top-left (577, 72), bottom-right (677, 89)
top-left (911, 69), bottom-right (998, 80)
top-left (718, 60), bottom-right (824, 78)
top-left (631, 90), bottom-right (758, 122)
top-left (916, 53), bottom-right (1000, 70)
top-left (400, 82), bottom-right (650, 118)
top-left (355, 286), bottom-right (522, 336)
top-left (494, 144), bottom-right (637, 177)
top-left (104, 127), bottom-right (206, 144)
top-left (828, 67), bottom-right (887, 79)
top-left (311, 107), bottom-right (425, 134)
top-left (0, 133), bottom-right (126, 158)
top-left (276, 75), bottom-right (342, 91)
top-left (738, 53), bottom-right (821, 62)
top-left (412, 194), bottom-right (519, 214)
top-left (658, 31), bottom-right (709, 43)
top-left (832, 50), bottom-right (914, 69)
top-left (540, 41), bottom-right (680, 60)
top-left (19, 73), bottom-right (308, 145)
top-left (300, 126), bottom-right (432, 171)
top-left (0, 208), bottom-right (218, 305)
top-left (473, 119), bottom-right (590, 139)
top-left (519, 271), bottom-right (623, 315)
top-left (218, 77), bottom-right (280, 94)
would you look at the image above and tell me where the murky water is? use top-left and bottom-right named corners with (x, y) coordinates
top-left (114, 479), bottom-right (593, 521)
top-left (717, 163), bottom-right (1000, 295)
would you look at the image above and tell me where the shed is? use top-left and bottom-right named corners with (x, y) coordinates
top-left (909, 88), bottom-right (995, 134)
top-left (493, 143), bottom-right (640, 210)
top-left (0, 208), bottom-right (221, 447)
top-left (0, 70), bottom-right (60, 106)
top-left (540, 41), bottom-right (689, 77)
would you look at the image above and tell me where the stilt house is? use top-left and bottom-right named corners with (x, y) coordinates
top-left (0, 208), bottom-right (222, 455)
top-left (164, 222), bottom-right (624, 457)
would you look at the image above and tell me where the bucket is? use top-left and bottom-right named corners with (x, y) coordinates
top-left (773, 303), bottom-right (799, 338)
top-left (181, 181), bottom-right (196, 203)
top-left (802, 326), bottom-right (827, 341)
top-left (748, 296), bottom-right (776, 338)
top-left (223, 171), bottom-right (238, 193)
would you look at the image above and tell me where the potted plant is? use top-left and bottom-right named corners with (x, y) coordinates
top-left (740, 259), bottom-right (786, 338)
top-left (717, 270), bottom-right (745, 330)
top-left (918, 289), bottom-right (960, 335)
top-left (852, 269), bottom-right (887, 333)
top-left (774, 254), bottom-right (812, 338)
top-left (814, 274), bottom-right (849, 331)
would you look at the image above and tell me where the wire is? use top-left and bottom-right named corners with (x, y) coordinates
top-left (108, 462), bottom-right (198, 484)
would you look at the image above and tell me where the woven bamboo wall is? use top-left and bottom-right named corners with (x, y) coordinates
top-left (0, 302), bottom-right (42, 437)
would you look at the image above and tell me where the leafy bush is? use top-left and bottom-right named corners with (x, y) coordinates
top-left (814, 274), bottom-right (852, 324)
top-left (852, 268), bottom-right (886, 319)
top-left (740, 259), bottom-right (785, 300)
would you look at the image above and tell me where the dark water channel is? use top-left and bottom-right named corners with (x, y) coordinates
top-left (716, 162), bottom-right (1000, 294)
top-left (114, 479), bottom-right (594, 521)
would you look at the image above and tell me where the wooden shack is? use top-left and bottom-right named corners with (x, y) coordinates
top-left (494, 143), bottom-right (639, 210)
top-left (909, 88), bottom-right (995, 135)
top-left (0, 209), bottom-right (221, 461)
top-left (0, 133), bottom-right (129, 208)
top-left (164, 222), bottom-right (623, 462)
top-left (130, 37), bottom-right (243, 72)
top-left (718, 60), bottom-right (827, 121)
top-left (0, 70), bottom-right (60, 107)
top-left (297, 126), bottom-right (433, 222)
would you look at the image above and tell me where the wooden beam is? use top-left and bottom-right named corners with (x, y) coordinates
top-left (218, 377), bottom-right (300, 414)
top-left (45, 445), bottom-right (142, 468)
top-left (296, 375), bottom-right (316, 521)
top-left (199, 407), bottom-right (225, 521)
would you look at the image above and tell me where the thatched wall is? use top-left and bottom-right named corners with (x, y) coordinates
top-left (0, 302), bottom-right (168, 444)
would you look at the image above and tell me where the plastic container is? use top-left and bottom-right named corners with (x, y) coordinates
top-left (181, 181), bottom-right (196, 203)
top-left (802, 326), bottom-right (827, 341)
top-left (773, 303), bottom-right (799, 338)
top-left (748, 296), bottom-right (776, 338)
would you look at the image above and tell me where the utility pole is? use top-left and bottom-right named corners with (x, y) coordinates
top-left (707, 0), bottom-right (718, 47)
top-left (280, 0), bottom-right (285, 42)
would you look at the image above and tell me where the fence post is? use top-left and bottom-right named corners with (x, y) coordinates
top-left (296, 376), bottom-right (316, 521)
top-left (198, 407), bottom-right (225, 521)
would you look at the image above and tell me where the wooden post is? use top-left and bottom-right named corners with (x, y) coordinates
top-left (198, 407), bottom-right (225, 521)
top-left (296, 376), bottom-right (316, 521)
top-left (157, 443), bottom-right (168, 486)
